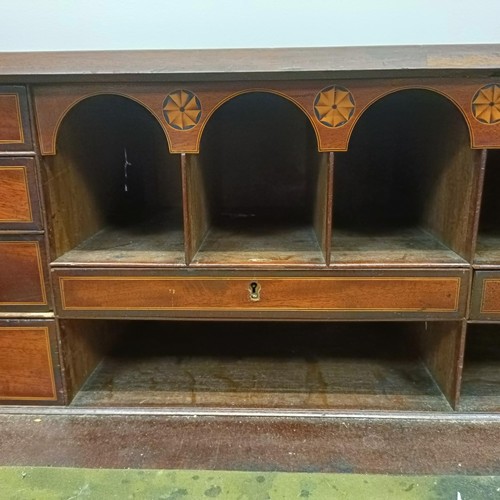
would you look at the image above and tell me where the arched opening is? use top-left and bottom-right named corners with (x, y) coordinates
top-left (476, 149), bottom-right (500, 264)
top-left (331, 89), bottom-right (481, 265)
top-left (42, 95), bottom-right (184, 265)
top-left (186, 92), bottom-right (330, 266)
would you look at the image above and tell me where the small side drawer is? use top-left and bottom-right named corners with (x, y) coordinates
top-left (0, 319), bottom-right (62, 403)
top-left (0, 236), bottom-right (50, 311)
top-left (0, 86), bottom-right (32, 151)
top-left (471, 271), bottom-right (500, 320)
top-left (53, 269), bottom-right (469, 320)
top-left (0, 158), bottom-right (42, 230)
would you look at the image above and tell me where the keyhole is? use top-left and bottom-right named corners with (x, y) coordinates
top-left (249, 281), bottom-right (260, 301)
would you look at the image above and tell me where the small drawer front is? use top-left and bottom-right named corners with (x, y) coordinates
top-left (55, 271), bottom-right (467, 319)
top-left (0, 320), bottom-right (60, 403)
top-left (0, 87), bottom-right (32, 151)
top-left (470, 271), bottom-right (500, 320)
top-left (0, 158), bottom-right (42, 230)
top-left (0, 238), bottom-right (49, 311)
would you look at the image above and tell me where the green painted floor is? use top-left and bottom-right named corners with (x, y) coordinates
top-left (0, 468), bottom-right (499, 499)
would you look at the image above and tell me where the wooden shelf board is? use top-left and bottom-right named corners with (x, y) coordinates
top-left (53, 212), bottom-right (185, 267)
top-left (459, 361), bottom-right (500, 412)
top-left (70, 355), bottom-right (451, 411)
top-left (474, 233), bottom-right (500, 266)
top-left (1, 411), bottom-right (500, 473)
top-left (458, 326), bottom-right (500, 412)
top-left (331, 227), bottom-right (466, 267)
top-left (1, 45), bottom-right (499, 82)
top-left (69, 323), bottom-right (450, 412)
top-left (191, 221), bottom-right (324, 267)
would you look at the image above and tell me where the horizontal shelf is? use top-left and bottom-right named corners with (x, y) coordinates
top-left (459, 325), bottom-right (500, 412)
top-left (68, 321), bottom-right (452, 412)
top-left (53, 212), bottom-right (185, 267)
top-left (331, 227), bottom-right (467, 268)
top-left (474, 233), bottom-right (500, 267)
top-left (191, 219), bottom-right (324, 267)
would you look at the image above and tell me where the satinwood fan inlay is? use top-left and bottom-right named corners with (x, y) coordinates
top-left (314, 86), bottom-right (355, 128)
top-left (163, 90), bottom-right (202, 130)
top-left (472, 84), bottom-right (500, 124)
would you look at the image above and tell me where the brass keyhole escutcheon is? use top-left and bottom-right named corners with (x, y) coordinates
top-left (249, 281), bottom-right (261, 302)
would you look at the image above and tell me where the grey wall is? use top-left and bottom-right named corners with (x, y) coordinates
top-left (1, 0), bottom-right (498, 51)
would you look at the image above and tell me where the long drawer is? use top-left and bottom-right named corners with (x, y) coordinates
top-left (0, 319), bottom-right (62, 403)
top-left (53, 269), bottom-right (469, 320)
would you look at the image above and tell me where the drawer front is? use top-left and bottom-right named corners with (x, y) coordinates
top-left (54, 270), bottom-right (468, 319)
top-left (0, 238), bottom-right (49, 311)
top-left (0, 158), bottom-right (42, 230)
top-left (0, 320), bottom-right (61, 403)
top-left (470, 271), bottom-right (500, 320)
top-left (0, 87), bottom-right (32, 151)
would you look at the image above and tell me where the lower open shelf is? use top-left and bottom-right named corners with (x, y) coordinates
top-left (459, 324), bottom-right (500, 412)
top-left (62, 320), bottom-right (454, 411)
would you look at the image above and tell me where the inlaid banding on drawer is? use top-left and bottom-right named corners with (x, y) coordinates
top-left (480, 279), bottom-right (500, 313)
top-left (0, 327), bottom-right (56, 400)
top-left (470, 272), bottom-right (500, 319)
top-left (0, 241), bottom-right (47, 306)
top-left (0, 94), bottom-right (23, 143)
top-left (0, 166), bottom-right (33, 222)
top-left (0, 158), bottom-right (42, 230)
top-left (59, 276), bottom-right (461, 313)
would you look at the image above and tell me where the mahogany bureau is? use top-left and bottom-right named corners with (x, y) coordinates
top-left (1, 46), bottom-right (500, 455)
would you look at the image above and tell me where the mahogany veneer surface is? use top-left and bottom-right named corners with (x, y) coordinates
top-left (0, 321), bottom-right (60, 402)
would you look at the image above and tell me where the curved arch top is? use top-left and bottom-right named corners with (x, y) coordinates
top-left (344, 86), bottom-right (473, 150)
top-left (33, 87), bottom-right (173, 156)
top-left (196, 88), bottom-right (322, 152)
top-left (33, 78), bottom-right (500, 156)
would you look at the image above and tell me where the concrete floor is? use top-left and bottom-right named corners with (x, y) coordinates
top-left (1, 468), bottom-right (499, 499)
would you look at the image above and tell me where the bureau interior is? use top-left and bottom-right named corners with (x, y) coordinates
top-left (41, 94), bottom-right (185, 266)
top-left (475, 150), bottom-right (500, 265)
top-left (331, 89), bottom-right (481, 266)
top-left (60, 319), bottom-right (462, 411)
top-left (458, 323), bottom-right (500, 412)
top-left (185, 92), bottom-right (330, 266)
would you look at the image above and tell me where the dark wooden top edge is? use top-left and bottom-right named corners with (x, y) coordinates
top-left (0, 45), bottom-right (499, 82)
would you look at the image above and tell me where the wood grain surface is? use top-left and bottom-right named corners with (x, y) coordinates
top-left (0, 94), bottom-right (23, 143)
top-left (1, 411), bottom-right (500, 473)
top-left (0, 239), bottom-right (47, 309)
top-left (33, 78), bottom-right (500, 156)
top-left (458, 323), bottom-right (500, 412)
top-left (1, 45), bottom-right (500, 79)
top-left (475, 150), bottom-right (500, 266)
top-left (470, 272), bottom-right (500, 319)
top-left (0, 167), bottom-right (31, 222)
top-left (0, 158), bottom-right (42, 230)
top-left (417, 321), bottom-right (466, 408)
top-left (41, 93), bottom-right (182, 261)
top-left (1, 47), bottom-right (500, 426)
top-left (0, 320), bottom-right (60, 402)
top-left (54, 271), bottom-right (467, 319)
top-left (0, 86), bottom-right (32, 151)
top-left (66, 321), bottom-right (451, 412)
